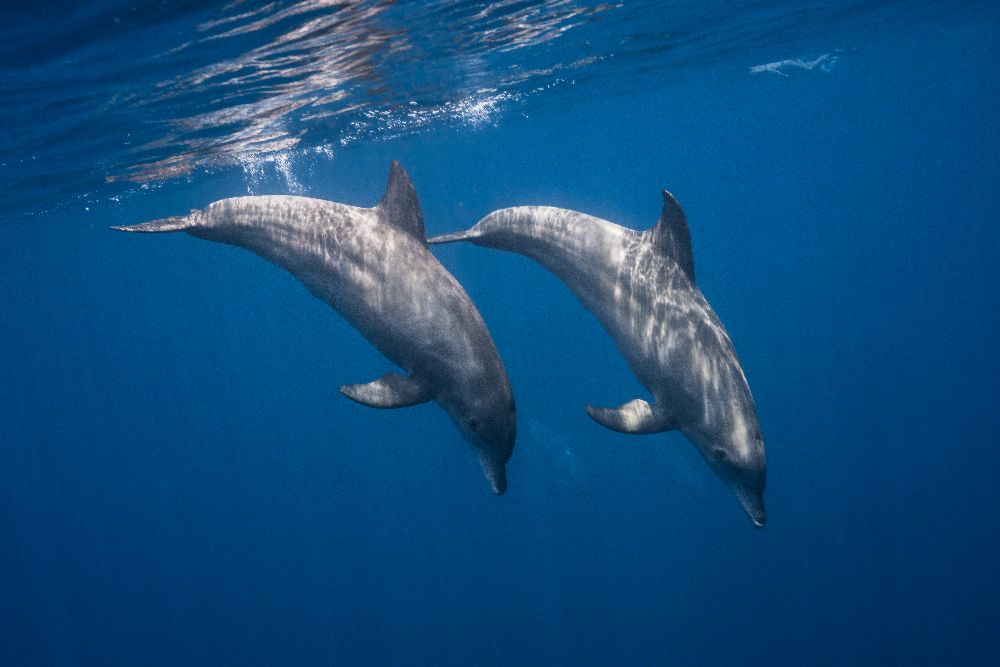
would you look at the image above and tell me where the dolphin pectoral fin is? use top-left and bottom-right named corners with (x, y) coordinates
top-left (585, 399), bottom-right (671, 435)
top-left (338, 372), bottom-right (432, 409)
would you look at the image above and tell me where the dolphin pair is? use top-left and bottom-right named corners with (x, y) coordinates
top-left (115, 162), bottom-right (766, 526)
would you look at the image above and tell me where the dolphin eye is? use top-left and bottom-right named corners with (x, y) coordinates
top-left (469, 418), bottom-right (480, 432)
top-left (713, 448), bottom-right (729, 462)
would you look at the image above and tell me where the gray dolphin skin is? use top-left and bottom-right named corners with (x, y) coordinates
top-left (113, 162), bottom-right (515, 495)
top-left (428, 193), bottom-right (766, 525)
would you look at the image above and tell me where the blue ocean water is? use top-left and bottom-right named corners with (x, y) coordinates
top-left (2, 1), bottom-right (999, 664)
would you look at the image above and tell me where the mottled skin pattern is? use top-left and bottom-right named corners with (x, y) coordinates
top-left (430, 197), bottom-right (766, 525)
top-left (114, 163), bottom-right (515, 494)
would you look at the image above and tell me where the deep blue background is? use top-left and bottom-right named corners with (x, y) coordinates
top-left (2, 4), bottom-right (999, 665)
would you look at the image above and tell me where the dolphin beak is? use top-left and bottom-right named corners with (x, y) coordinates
top-left (489, 475), bottom-right (507, 496)
top-left (479, 453), bottom-right (508, 496)
top-left (735, 486), bottom-right (767, 528)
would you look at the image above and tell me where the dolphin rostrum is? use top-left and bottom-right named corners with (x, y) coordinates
top-left (113, 162), bottom-right (515, 494)
top-left (428, 193), bottom-right (766, 525)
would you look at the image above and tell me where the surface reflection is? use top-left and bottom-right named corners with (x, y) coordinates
top-left (0, 0), bottom-right (926, 217)
top-left (117, 0), bottom-right (616, 183)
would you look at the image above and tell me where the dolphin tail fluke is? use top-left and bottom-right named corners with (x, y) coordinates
top-left (111, 214), bottom-right (195, 233)
top-left (427, 230), bottom-right (477, 244)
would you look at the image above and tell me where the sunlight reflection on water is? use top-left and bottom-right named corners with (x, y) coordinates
top-left (0, 0), bottom-right (933, 218)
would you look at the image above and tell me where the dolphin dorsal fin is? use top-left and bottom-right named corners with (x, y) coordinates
top-left (377, 161), bottom-right (426, 244)
top-left (648, 190), bottom-right (695, 284)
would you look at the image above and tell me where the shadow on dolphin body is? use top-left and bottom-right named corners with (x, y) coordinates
top-left (429, 191), bottom-right (767, 526)
top-left (113, 162), bottom-right (515, 495)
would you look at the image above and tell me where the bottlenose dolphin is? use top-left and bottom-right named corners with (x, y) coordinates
top-left (429, 193), bottom-right (766, 525)
top-left (113, 162), bottom-right (515, 494)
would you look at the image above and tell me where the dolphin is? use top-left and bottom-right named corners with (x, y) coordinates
top-left (428, 193), bottom-right (766, 525)
top-left (113, 162), bottom-right (515, 494)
